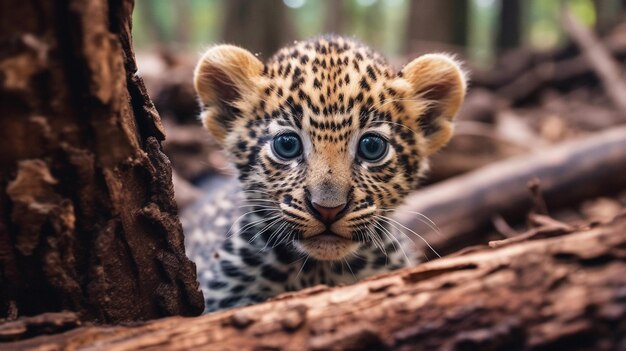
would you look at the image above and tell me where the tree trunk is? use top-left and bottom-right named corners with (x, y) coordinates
top-left (3, 214), bottom-right (625, 349)
top-left (593, 0), bottom-right (623, 34)
top-left (324, 0), bottom-right (347, 34)
top-left (406, 0), bottom-right (468, 52)
top-left (0, 0), bottom-right (204, 323)
top-left (221, 0), bottom-right (296, 58)
top-left (497, 0), bottom-right (523, 51)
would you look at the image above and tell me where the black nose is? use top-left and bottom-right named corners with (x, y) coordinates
top-left (311, 202), bottom-right (346, 224)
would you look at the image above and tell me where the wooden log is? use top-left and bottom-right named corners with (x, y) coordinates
top-left (394, 126), bottom-right (626, 255)
top-left (3, 213), bottom-right (625, 350)
top-left (0, 0), bottom-right (204, 322)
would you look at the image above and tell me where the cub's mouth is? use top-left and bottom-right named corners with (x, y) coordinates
top-left (296, 230), bottom-right (360, 261)
top-left (304, 230), bottom-right (349, 243)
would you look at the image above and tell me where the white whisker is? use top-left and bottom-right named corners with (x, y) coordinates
top-left (376, 215), bottom-right (440, 258)
top-left (380, 208), bottom-right (442, 237)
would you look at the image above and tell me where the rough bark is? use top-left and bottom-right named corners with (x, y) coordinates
top-left (0, 0), bottom-right (204, 322)
top-left (3, 213), bottom-right (626, 350)
top-left (395, 126), bottom-right (626, 255)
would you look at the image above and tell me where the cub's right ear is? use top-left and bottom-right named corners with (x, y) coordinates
top-left (194, 45), bottom-right (264, 143)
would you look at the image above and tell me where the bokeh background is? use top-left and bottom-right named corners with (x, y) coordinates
top-left (132, 0), bottom-right (626, 250)
top-left (132, 0), bottom-right (619, 67)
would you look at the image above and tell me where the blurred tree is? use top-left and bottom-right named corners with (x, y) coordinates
top-left (174, 1), bottom-right (191, 45)
top-left (137, 0), bottom-right (168, 45)
top-left (325, 0), bottom-right (348, 34)
top-left (406, 0), bottom-right (469, 52)
top-left (222, 0), bottom-right (296, 57)
top-left (497, 0), bottom-right (524, 51)
top-left (363, 0), bottom-right (385, 47)
top-left (593, 0), bottom-right (623, 34)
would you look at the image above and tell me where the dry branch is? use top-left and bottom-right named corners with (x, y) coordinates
top-left (471, 24), bottom-right (626, 105)
top-left (562, 10), bottom-right (626, 116)
top-left (395, 126), bottom-right (626, 254)
top-left (3, 214), bottom-right (626, 350)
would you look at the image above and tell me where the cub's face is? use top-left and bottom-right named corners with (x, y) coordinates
top-left (194, 37), bottom-right (466, 261)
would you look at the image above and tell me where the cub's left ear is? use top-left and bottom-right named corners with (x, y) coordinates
top-left (400, 54), bottom-right (467, 155)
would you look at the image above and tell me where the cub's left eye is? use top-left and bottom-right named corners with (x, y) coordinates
top-left (358, 133), bottom-right (388, 162)
top-left (272, 133), bottom-right (302, 159)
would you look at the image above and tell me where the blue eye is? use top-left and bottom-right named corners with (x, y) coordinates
top-left (272, 133), bottom-right (302, 159)
top-left (358, 133), bottom-right (388, 162)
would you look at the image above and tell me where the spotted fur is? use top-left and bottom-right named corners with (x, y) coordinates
top-left (184, 35), bottom-right (467, 312)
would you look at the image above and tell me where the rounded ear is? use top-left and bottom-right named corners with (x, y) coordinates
top-left (194, 45), bottom-right (264, 143)
top-left (400, 54), bottom-right (467, 155)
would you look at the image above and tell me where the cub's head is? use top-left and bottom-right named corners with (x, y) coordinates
top-left (194, 36), bottom-right (466, 261)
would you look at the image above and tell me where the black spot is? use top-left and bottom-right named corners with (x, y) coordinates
top-left (219, 295), bottom-right (242, 308)
top-left (261, 264), bottom-right (288, 282)
top-left (359, 77), bottom-right (370, 90)
top-left (240, 273), bottom-right (256, 282)
top-left (373, 255), bottom-right (388, 268)
top-left (249, 294), bottom-right (266, 303)
top-left (284, 63), bottom-right (292, 77)
top-left (237, 140), bottom-right (247, 152)
top-left (240, 247), bottom-right (263, 266)
top-left (240, 229), bottom-right (255, 242)
top-left (332, 263), bottom-right (344, 274)
top-left (273, 243), bottom-right (298, 264)
top-left (418, 109), bottom-right (441, 136)
top-left (222, 239), bottom-right (235, 253)
top-left (207, 280), bottom-right (228, 290)
top-left (348, 257), bottom-right (367, 273)
top-left (230, 285), bottom-right (246, 294)
top-left (366, 65), bottom-right (377, 80)
top-left (221, 260), bottom-right (242, 277)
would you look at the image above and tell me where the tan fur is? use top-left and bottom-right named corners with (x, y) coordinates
top-left (194, 45), bottom-right (265, 142)
top-left (399, 54), bottom-right (467, 155)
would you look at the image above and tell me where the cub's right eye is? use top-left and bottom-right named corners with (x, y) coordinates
top-left (272, 133), bottom-right (302, 160)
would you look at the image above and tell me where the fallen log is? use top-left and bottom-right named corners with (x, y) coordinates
top-left (3, 213), bottom-right (626, 350)
top-left (395, 126), bottom-right (626, 255)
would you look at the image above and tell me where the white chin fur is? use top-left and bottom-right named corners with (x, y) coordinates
top-left (295, 239), bottom-right (360, 261)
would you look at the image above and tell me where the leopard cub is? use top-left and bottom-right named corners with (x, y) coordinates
top-left (183, 35), bottom-right (466, 312)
